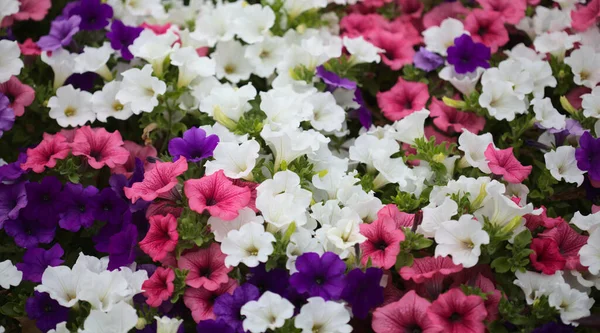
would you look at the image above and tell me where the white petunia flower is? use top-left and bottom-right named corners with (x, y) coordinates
top-left (0, 0), bottom-right (19, 24)
top-left (582, 86), bottom-right (600, 119)
top-left (422, 18), bottom-right (467, 56)
top-left (221, 222), bottom-right (276, 268)
top-left (513, 270), bottom-right (565, 305)
top-left (0, 40), bottom-right (23, 84)
top-left (79, 301), bottom-right (138, 333)
top-left (580, 229), bottom-right (600, 275)
top-left (544, 146), bottom-right (585, 186)
top-left (372, 156), bottom-right (412, 189)
top-left (77, 270), bottom-right (131, 311)
top-left (306, 91), bottom-right (346, 132)
top-left (35, 266), bottom-right (82, 307)
top-left (392, 108), bottom-right (430, 145)
top-left (571, 211), bottom-right (600, 234)
top-left (205, 140), bottom-right (260, 180)
top-left (419, 197), bottom-right (459, 238)
top-left (155, 316), bottom-right (183, 333)
top-left (212, 40), bottom-right (254, 83)
top-left (284, 0), bottom-right (328, 18)
top-left (435, 214), bottom-right (490, 268)
top-left (565, 46), bottom-right (600, 88)
top-left (261, 124), bottom-right (329, 172)
top-left (234, 4), bottom-right (276, 44)
top-left (190, 3), bottom-right (240, 47)
top-left (349, 133), bottom-right (399, 172)
top-left (438, 65), bottom-right (485, 95)
top-left (532, 98), bottom-right (566, 130)
top-left (74, 42), bottom-right (114, 80)
top-left (286, 227), bottom-right (324, 273)
top-left (479, 81), bottom-right (528, 121)
top-left (533, 31), bottom-right (580, 61)
top-left (317, 207), bottom-right (367, 251)
top-left (0, 260), bottom-right (22, 289)
top-left (548, 283), bottom-right (594, 325)
top-left (170, 46), bottom-right (216, 88)
top-left (519, 59), bottom-right (557, 98)
top-left (260, 86), bottom-right (314, 130)
top-left (92, 81), bottom-right (134, 122)
top-left (241, 291), bottom-right (295, 333)
top-left (474, 190), bottom-right (536, 229)
top-left (208, 207), bottom-right (264, 242)
top-left (343, 36), bottom-right (383, 64)
top-left (48, 85), bottom-right (95, 128)
top-left (116, 65), bottom-right (167, 114)
top-left (457, 130), bottom-right (495, 173)
top-left (294, 297), bottom-right (352, 333)
top-left (481, 59), bottom-right (533, 100)
top-left (42, 49), bottom-right (77, 90)
top-left (200, 83), bottom-right (256, 126)
top-left (244, 36), bottom-right (286, 78)
top-left (129, 29), bottom-right (178, 76)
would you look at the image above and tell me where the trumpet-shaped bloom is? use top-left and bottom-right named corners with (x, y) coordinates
top-left (178, 243), bottom-right (232, 291)
top-left (168, 127), bottom-right (219, 163)
top-left (221, 222), bottom-right (275, 268)
top-left (372, 290), bottom-right (435, 333)
top-left (139, 214), bottom-right (179, 262)
top-left (360, 217), bottom-right (404, 269)
top-left (48, 85), bottom-right (95, 128)
top-left (294, 297), bottom-right (352, 333)
top-left (142, 267), bottom-right (175, 307)
top-left (485, 144), bottom-right (532, 183)
top-left (241, 291), bottom-right (295, 333)
top-left (116, 65), bottom-right (167, 114)
top-left (184, 278), bottom-right (238, 322)
top-left (71, 126), bottom-right (129, 169)
top-left (434, 214), bottom-right (490, 268)
top-left (289, 252), bottom-right (346, 300)
top-left (427, 288), bottom-right (487, 332)
top-left (125, 157), bottom-right (188, 203)
top-left (0, 260), bottom-right (22, 289)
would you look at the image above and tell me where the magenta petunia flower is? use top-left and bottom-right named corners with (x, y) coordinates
top-left (111, 140), bottom-right (157, 178)
top-left (0, 76), bottom-right (35, 117)
top-left (360, 217), bottom-right (405, 269)
top-left (70, 126), bottom-right (130, 170)
top-left (366, 30), bottom-right (416, 70)
top-left (184, 278), bottom-right (238, 323)
top-left (430, 97), bottom-right (485, 134)
top-left (178, 243), bottom-right (232, 291)
top-left (422, 2), bottom-right (469, 29)
top-left (377, 204), bottom-right (415, 229)
top-left (484, 144), bottom-right (532, 184)
top-left (376, 78), bottom-right (429, 121)
top-left (529, 238), bottom-right (566, 275)
top-left (142, 267), bottom-right (175, 307)
top-left (21, 133), bottom-right (71, 173)
top-left (476, 0), bottom-right (527, 25)
top-left (399, 256), bottom-right (463, 299)
top-left (139, 214), bottom-right (179, 262)
top-left (184, 170), bottom-right (251, 221)
top-left (1, 0), bottom-right (51, 27)
top-left (372, 290), bottom-right (436, 333)
top-left (427, 288), bottom-right (488, 332)
top-left (524, 205), bottom-right (565, 231)
top-left (124, 157), bottom-right (188, 203)
top-left (571, 0), bottom-right (600, 32)
top-left (464, 9), bottom-right (509, 53)
top-left (539, 222), bottom-right (588, 271)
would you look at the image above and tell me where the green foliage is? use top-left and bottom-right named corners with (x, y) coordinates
top-left (176, 208), bottom-right (213, 257)
top-left (395, 229), bottom-right (434, 271)
top-left (233, 109), bottom-right (266, 137)
top-left (391, 191), bottom-right (428, 212)
top-left (171, 269), bottom-right (190, 303)
top-left (265, 223), bottom-right (296, 271)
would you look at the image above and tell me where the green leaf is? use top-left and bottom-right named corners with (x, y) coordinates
top-left (491, 257), bottom-right (511, 273)
top-left (394, 252), bottom-right (414, 272)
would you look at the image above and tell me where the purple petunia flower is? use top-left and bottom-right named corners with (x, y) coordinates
top-left (289, 252), bottom-right (346, 301)
top-left (110, 158), bottom-right (149, 212)
top-left (532, 322), bottom-right (574, 333)
top-left (94, 187), bottom-right (130, 223)
top-left (316, 66), bottom-right (357, 90)
top-left (196, 320), bottom-right (235, 333)
top-left (340, 267), bottom-right (385, 319)
top-left (0, 93), bottom-right (15, 138)
top-left (0, 182), bottom-right (27, 228)
top-left (413, 47), bottom-right (444, 72)
top-left (65, 72), bottom-right (100, 92)
top-left (23, 176), bottom-right (64, 223)
top-left (576, 131), bottom-right (600, 181)
top-left (4, 215), bottom-right (56, 248)
top-left (0, 152), bottom-right (27, 183)
top-left (16, 244), bottom-right (64, 283)
top-left (353, 89), bottom-right (373, 129)
top-left (58, 182), bottom-right (100, 232)
top-left (246, 264), bottom-right (289, 296)
top-left (70, 0), bottom-right (114, 31)
top-left (168, 127), bottom-right (219, 163)
top-left (447, 34), bottom-right (491, 74)
top-left (107, 224), bottom-right (138, 270)
top-left (107, 20), bottom-right (144, 61)
top-left (214, 283), bottom-right (260, 333)
top-left (26, 292), bottom-right (70, 332)
top-left (93, 210), bottom-right (132, 253)
top-left (37, 15), bottom-right (82, 51)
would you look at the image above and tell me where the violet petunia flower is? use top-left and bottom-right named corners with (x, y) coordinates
top-left (316, 66), bottom-right (357, 90)
top-left (16, 244), bottom-right (64, 283)
top-left (0, 152), bottom-right (27, 183)
top-left (70, 0), bottom-right (114, 31)
top-left (94, 187), bottom-right (130, 223)
top-left (532, 322), bottom-right (574, 333)
top-left (93, 210), bottom-right (132, 253)
top-left (214, 283), bottom-right (261, 333)
top-left (168, 127), bottom-right (219, 163)
top-left (107, 20), bottom-right (144, 61)
top-left (109, 158), bottom-right (149, 212)
top-left (576, 131), bottom-right (600, 181)
top-left (289, 252), bottom-right (346, 301)
top-left (447, 34), bottom-right (491, 74)
top-left (4, 215), bottom-right (56, 248)
top-left (0, 93), bottom-right (15, 138)
top-left (65, 72), bottom-right (100, 92)
top-left (26, 292), bottom-right (70, 332)
top-left (0, 182), bottom-right (27, 228)
top-left (413, 47), bottom-right (444, 72)
top-left (341, 267), bottom-right (385, 319)
top-left (22, 176), bottom-right (64, 223)
top-left (196, 320), bottom-right (235, 333)
top-left (107, 224), bottom-right (138, 270)
top-left (354, 89), bottom-right (373, 129)
top-left (58, 182), bottom-right (100, 232)
top-left (37, 15), bottom-right (82, 51)
top-left (246, 264), bottom-right (290, 296)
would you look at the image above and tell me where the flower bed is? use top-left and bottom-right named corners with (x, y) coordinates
top-left (1, 0), bottom-right (600, 332)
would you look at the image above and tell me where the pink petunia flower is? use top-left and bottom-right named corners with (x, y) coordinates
top-left (372, 290), bottom-right (437, 333)
top-left (124, 157), bottom-right (188, 203)
top-left (178, 243), bottom-right (232, 291)
top-left (184, 170), bottom-right (251, 221)
top-left (140, 22), bottom-right (173, 35)
top-left (382, 271), bottom-right (403, 306)
top-left (422, 2), bottom-right (469, 29)
top-left (139, 214), bottom-right (179, 262)
top-left (396, 0), bottom-right (424, 20)
top-left (70, 126), bottom-right (129, 170)
top-left (183, 278), bottom-right (238, 322)
top-left (340, 13), bottom-right (389, 38)
top-left (21, 133), bottom-right (70, 173)
top-left (539, 221), bottom-right (588, 271)
top-left (476, 0), bottom-right (527, 25)
top-left (593, 205), bottom-right (600, 214)
top-left (18, 38), bottom-right (42, 56)
top-left (386, 18), bottom-right (422, 45)
top-left (377, 204), bottom-right (415, 229)
top-left (360, 217), bottom-right (405, 269)
top-left (146, 200), bottom-right (184, 220)
top-left (377, 78), bottom-right (429, 121)
top-left (571, 0), bottom-right (600, 32)
top-left (142, 267), bottom-right (175, 307)
top-left (427, 288), bottom-right (488, 332)
top-left (484, 144), bottom-right (532, 184)
top-left (399, 256), bottom-right (463, 299)
top-left (1, 0), bottom-right (51, 27)
top-left (111, 140), bottom-right (158, 178)
top-left (524, 205), bottom-right (565, 231)
top-left (429, 97), bottom-right (485, 134)
top-left (367, 30), bottom-right (416, 70)
top-left (566, 87), bottom-right (591, 110)
top-left (464, 9), bottom-right (509, 53)
top-left (451, 273), bottom-right (501, 322)
top-left (231, 178), bottom-right (259, 212)
top-left (0, 76), bottom-right (35, 117)
top-left (530, 238), bottom-right (566, 275)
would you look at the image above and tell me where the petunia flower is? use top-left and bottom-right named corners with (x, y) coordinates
top-left (539, 222), bottom-right (588, 270)
top-left (3, 0), bottom-right (51, 25)
top-left (178, 243), bottom-right (232, 291)
top-left (399, 256), bottom-right (463, 299)
top-left (377, 78), bottom-right (429, 121)
top-left (18, 38), bottom-right (42, 56)
top-left (168, 127), bottom-right (219, 163)
top-left (341, 268), bottom-right (385, 319)
top-left (0, 40), bottom-right (23, 84)
top-left (0, 152), bottom-right (26, 183)
top-left (139, 214), bottom-right (179, 262)
top-left (23, 176), bottom-right (64, 223)
top-left (434, 214), bottom-right (490, 268)
top-left (289, 252), bottom-right (346, 301)
top-left (37, 15), bottom-right (81, 51)
top-left (116, 65), bottom-right (167, 114)
top-left (196, 320), bottom-right (235, 332)
top-left (184, 170), bottom-right (251, 221)
top-left (184, 278), bottom-right (238, 323)
top-left (0, 76), bottom-right (35, 117)
top-left (4, 215), bottom-right (56, 248)
top-left (315, 66), bottom-right (357, 90)
top-left (106, 20), bottom-right (143, 61)
top-left (484, 144), bottom-right (532, 183)
top-left (142, 267), bottom-right (175, 307)
top-left (429, 96), bottom-right (485, 134)
top-left (476, 0), bottom-right (527, 25)
top-left (16, 244), bottom-right (64, 283)
top-left (214, 283), bottom-right (260, 333)
top-left (376, 204), bottom-right (415, 228)
top-left (464, 9), bottom-right (509, 53)
top-left (111, 141), bottom-right (157, 178)
top-left (372, 290), bottom-right (435, 333)
top-left (570, 0), bottom-right (600, 32)
top-left (359, 217), bottom-right (404, 269)
top-left (366, 30), bottom-right (415, 70)
top-left (413, 47), bottom-right (444, 72)
top-left (124, 157), bottom-right (188, 203)
top-left (530, 238), bottom-right (566, 275)
top-left (94, 187), bottom-right (129, 223)
top-left (423, 2), bottom-right (469, 29)
top-left (21, 133), bottom-right (71, 173)
top-left (575, 131), bottom-right (600, 181)
top-left (107, 224), bottom-right (138, 270)
top-left (58, 183), bottom-right (100, 232)
top-left (70, 0), bottom-right (113, 31)
top-left (427, 288), bottom-right (487, 332)
top-left (447, 34), bottom-right (491, 74)
top-left (221, 222), bottom-right (275, 268)
top-left (294, 297), bottom-right (352, 333)
top-left (26, 291), bottom-right (69, 332)
top-left (70, 126), bottom-right (129, 170)
top-left (0, 259), bottom-right (22, 289)
top-left (0, 102), bottom-right (15, 138)
top-left (241, 291), bottom-right (295, 333)
top-left (0, 182), bottom-right (27, 228)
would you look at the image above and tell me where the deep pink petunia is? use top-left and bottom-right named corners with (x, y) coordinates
top-left (0, 77), bottom-right (35, 117)
top-left (146, 200), bottom-right (184, 220)
top-left (382, 271), bottom-right (403, 306)
top-left (70, 126), bottom-right (129, 170)
top-left (142, 267), bottom-right (175, 307)
top-left (451, 273), bottom-right (501, 322)
top-left (400, 256), bottom-right (463, 299)
top-left (539, 221), bottom-right (588, 271)
top-left (377, 78), bottom-right (429, 121)
top-left (566, 87), bottom-right (591, 110)
top-left (524, 205), bottom-right (565, 231)
top-left (360, 217), bottom-right (405, 269)
top-left (231, 178), bottom-right (259, 212)
top-left (464, 9), bottom-right (509, 53)
top-left (429, 97), bottom-right (485, 134)
top-left (124, 157), bottom-right (188, 203)
top-left (111, 140), bottom-right (158, 178)
top-left (21, 133), bottom-right (70, 173)
top-left (422, 2), bottom-right (469, 29)
top-left (340, 13), bottom-right (389, 38)
top-left (1, 0), bottom-right (51, 27)
top-left (183, 278), bottom-right (238, 323)
top-left (18, 38), bottom-right (42, 56)
top-left (530, 238), bottom-right (566, 275)
top-left (386, 18), bottom-right (422, 45)
top-left (377, 204), bottom-right (415, 229)
top-left (178, 243), bottom-right (232, 291)
top-left (476, 0), bottom-right (527, 25)
top-left (427, 288), bottom-right (488, 333)
top-left (184, 170), bottom-right (251, 221)
top-left (367, 30), bottom-right (416, 70)
top-left (139, 214), bottom-right (179, 262)
top-left (372, 290), bottom-right (437, 333)
top-left (571, 0), bottom-right (600, 32)
top-left (484, 144), bottom-right (532, 184)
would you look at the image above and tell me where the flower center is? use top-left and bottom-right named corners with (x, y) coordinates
top-left (90, 150), bottom-right (103, 162)
top-left (259, 50), bottom-right (270, 59)
top-left (199, 267), bottom-right (212, 277)
top-left (247, 246), bottom-right (259, 256)
top-left (112, 101), bottom-right (124, 112)
top-left (408, 325), bottom-right (423, 333)
top-left (450, 312), bottom-right (462, 322)
top-left (145, 87), bottom-right (155, 97)
top-left (580, 71), bottom-right (590, 81)
top-left (64, 106), bottom-right (76, 117)
top-left (224, 64), bottom-right (236, 74)
top-left (206, 197), bottom-right (216, 206)
top-left (374, 240), bottom-right (388, 250)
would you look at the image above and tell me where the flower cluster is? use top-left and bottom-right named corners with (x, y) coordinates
top-left (3, 0), bottom-right (600, 332)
